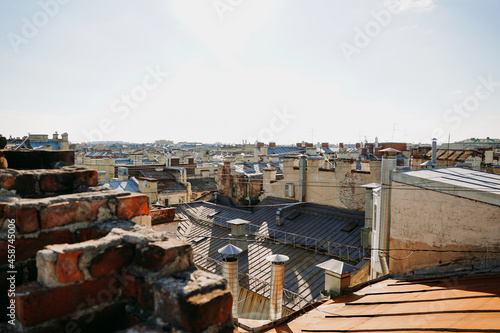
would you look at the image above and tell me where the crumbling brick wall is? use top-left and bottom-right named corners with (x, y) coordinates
top-left (0, 167), bottom-right (233, 333)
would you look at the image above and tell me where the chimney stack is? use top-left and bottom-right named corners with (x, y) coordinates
top-left (431, 138), bottom-right (437, 165)
top-left (269, 142), bottom-right (276, 148)
top-left (228, 218), bottom-right (249, 251)
top-left (266, 254), bottom-right (289, 321)
top-left (218, 244), bottom-right (242, 319)
top-left (321, 142), bottom-right (329, 148)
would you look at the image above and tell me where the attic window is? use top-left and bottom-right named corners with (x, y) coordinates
top-left (286, 212), bottom-right (301, 220)
top-left (207, 211), bottom-right (220, 218)
top-left (341, 222), bottom-right (357, 233)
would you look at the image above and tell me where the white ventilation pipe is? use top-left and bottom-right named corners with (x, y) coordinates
top-left (218, 244), bottom-right (242, 319)
top-left (266, 254), bottom-right (289, 321)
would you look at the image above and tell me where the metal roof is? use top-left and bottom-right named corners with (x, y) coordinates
top-left (175, 214), bottom-right (330, 306)
top-left (258, 146), bottom-right (305, 156)
top-left (393, 167), bottom-right (500, 206)
top-left (188, 178), bottom-right (217, 192)
top-left (233, 162), bottom-right (283, 176)
top-left (175, 197), bottom-right (367, 309)
top-left (103, 177), bottom-right (139, 192)
top-left (273, 273), bottom-right (500, 333)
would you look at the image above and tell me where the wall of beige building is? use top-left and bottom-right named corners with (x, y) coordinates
top-left (262, 157), bottom-right (381, 211)
top-left (388, 182), bottom-right (500, 274)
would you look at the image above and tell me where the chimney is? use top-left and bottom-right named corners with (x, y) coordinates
top-left (257, 142), bottom-right (265, 148)
top-left (228, 218), bottom-right (249, 251)
top-left (305, 142), bottom-right (314, 148)
top-left (269, 154), bottom-right (280, 163)
top-left (360, 183), bottom-right (380, 247)
top-left (431, 138), bottom-right (437, 165)
top-left (218, 244), bottom-right (242, 319)
top-left (52, 132), bottom-right (58, 141)
top-left (296, 142), bottom-right (302, 147)
top-left (266, 254), bottom-right (289, 321)
top-left (321, 142), bottom-right (329, 148)
top-left (316, 259), bottom-right (357, 295)
top-left (298, 155), bottom-right (307, 202)
top-left (356, 143), bottom-right (361, 148)
top-left (269, 142), bottom-right (276, 148)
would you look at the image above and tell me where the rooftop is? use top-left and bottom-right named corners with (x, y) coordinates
top-left (273, 273), bottom-right (500, 333)
top-left (393, 167), bottom-right (500, 206)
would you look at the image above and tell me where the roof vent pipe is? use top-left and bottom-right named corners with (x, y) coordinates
top-left (431, 138), bottom-right (437, 165)
top-left (266, 254), bottom-right (289, 321)
top-left (218, 244), bottom-right (242, 320)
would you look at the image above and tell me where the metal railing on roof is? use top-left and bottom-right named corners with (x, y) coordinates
top-left (192, 252), bottom-right (308, 311)
top-left (180, 204), bottom-right (369, 262)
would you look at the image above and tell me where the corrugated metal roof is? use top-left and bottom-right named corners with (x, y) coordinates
top-left (272, 274), bottom-right (500, 333)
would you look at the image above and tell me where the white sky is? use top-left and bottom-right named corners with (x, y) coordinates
top-left (0, 0), bottom-right (499, 144)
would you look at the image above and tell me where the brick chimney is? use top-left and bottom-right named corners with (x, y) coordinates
top-left (269, 142), bottom-right (276, 148)
top-left (321, 142), bottom-right (329, 148)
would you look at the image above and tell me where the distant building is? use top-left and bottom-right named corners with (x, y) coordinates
top-left (6, 132), bottom-right (69, 150)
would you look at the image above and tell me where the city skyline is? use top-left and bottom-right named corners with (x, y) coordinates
top-left (1, 0), bottom-right (499, 145)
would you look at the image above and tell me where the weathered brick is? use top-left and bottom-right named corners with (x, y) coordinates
top-left (91, 244), bottom-right (135, 278)
top-left (73, 199), bottom-right (109, 223)
top-left (40, 201), bottom-right (75, 229)
top-left (117, 194), bottom-right (149, 219)
top-left (39, 169), bottom-right (98, 193)
top-left (4, 205), bottom-right (39, 233)
top-left (79, 227), bottom-right (109, 242)
top-left (0, 230), bottom-right (77, 264)
top-left (15, 276), bottom-right (119, 327)
top-left (74, 169), bottom-right (98, 187)
top-left (39, 172), bottom-right (71, 192)
top-left (13, 173), bottom-right (36, 195)
top-left (55, 251), bottom-right (84, 283)
top-left (0, 171), bottom-right (16, 190)
top-left (135, 240), bottom-right (192, 271)
top-left (154, 270), bottom-right (233, 333)
top-left (0, 202), bottom-right (6, 219)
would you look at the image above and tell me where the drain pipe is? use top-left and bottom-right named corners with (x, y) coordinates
top-left (379, 156), bottom-right (396, 275)
top-left (266, 254), bottom-right (289, 321)
top-left (431, 138), bottom-right (437, 165)
top-left (298, 155), bottom-right (306, 202)
top-left (218, 244), bottom-right (242, 320)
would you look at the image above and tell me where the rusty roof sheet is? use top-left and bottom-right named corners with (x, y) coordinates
top-left (273, 274), bottom-right (500, 333)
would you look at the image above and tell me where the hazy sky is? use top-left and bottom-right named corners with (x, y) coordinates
top-left (1, 0), bottom-right (499, 144)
